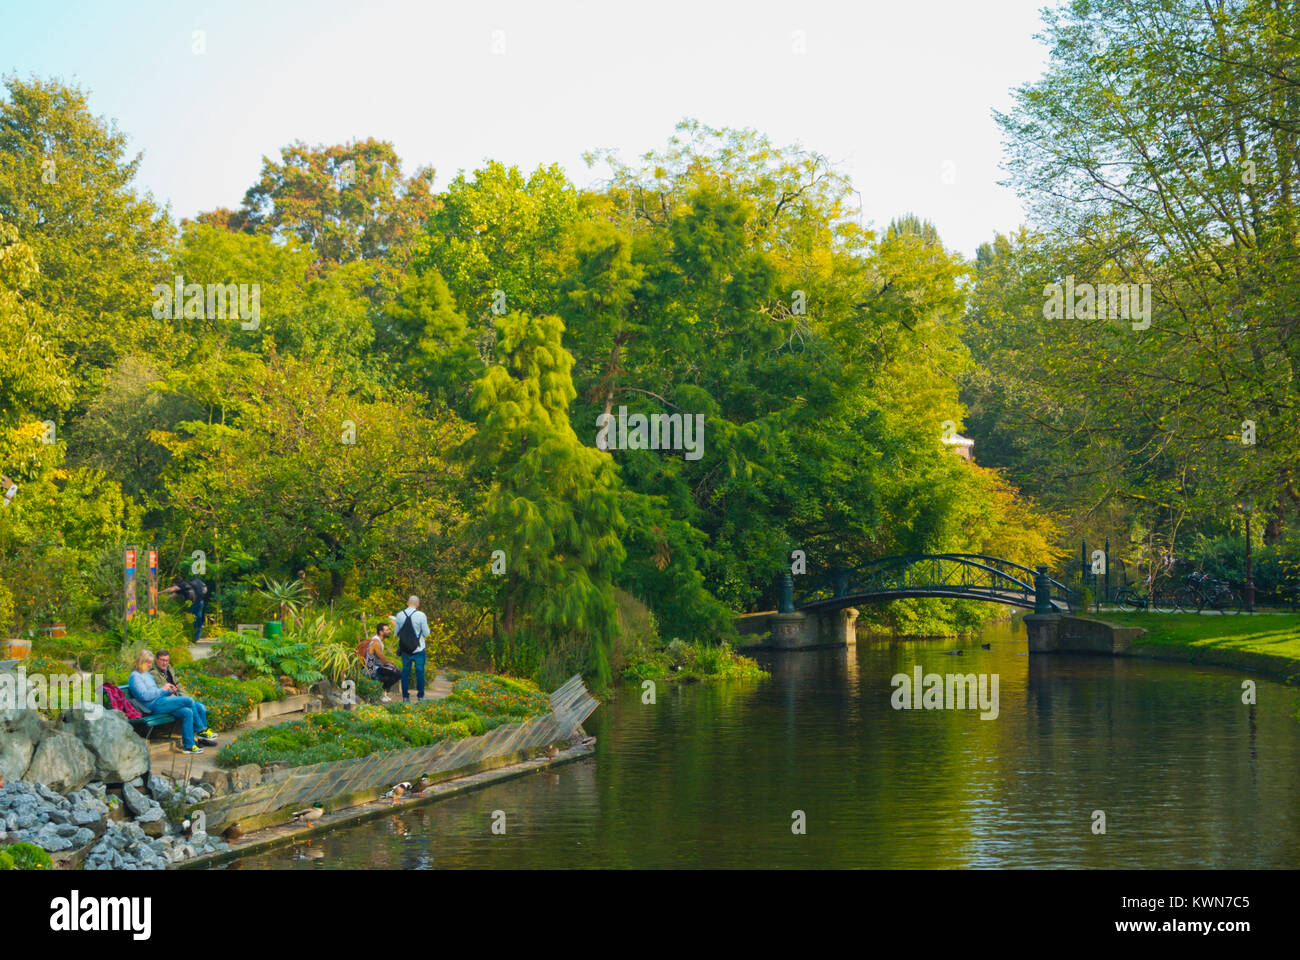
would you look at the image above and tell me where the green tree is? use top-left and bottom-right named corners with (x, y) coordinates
top-left (468, 311), bottom-right (625, 685)
top-left (0, 77), bottom-right (173, 387)
top-left (232, 138), bottom-right (434, 269)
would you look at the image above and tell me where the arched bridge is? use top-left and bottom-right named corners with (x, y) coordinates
top-left (784, 554), bottom-right (1075, 615)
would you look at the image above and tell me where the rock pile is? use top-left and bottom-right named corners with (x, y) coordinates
top-left (0, 780), bottom-right (103, 852)
top-left (82, 818), bottom-right (228, 870)
top-left (0, 775), bottom-right (229, 868)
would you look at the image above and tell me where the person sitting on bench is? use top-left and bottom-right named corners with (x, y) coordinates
top-left (150, 648), bottom-right (216, 737)
top-left (128, 650), bottom-right (216, 754)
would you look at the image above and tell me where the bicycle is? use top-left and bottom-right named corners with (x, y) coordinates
top-left (1114, 581), bottom-right (1180, 613)
top-left (1173, 571), bottom-right (1244, 614)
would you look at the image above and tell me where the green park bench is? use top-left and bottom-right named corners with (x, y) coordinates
top-left (101, 685), bottom-right (178, 744)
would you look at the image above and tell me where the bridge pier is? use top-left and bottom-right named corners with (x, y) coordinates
top-left (752, 607), bottom-right (859, 650)
top-left (1024, 613), bottom-right (1060, 653)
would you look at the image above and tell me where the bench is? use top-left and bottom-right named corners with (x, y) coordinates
top-left (101, 687), bottom-right (178, 743)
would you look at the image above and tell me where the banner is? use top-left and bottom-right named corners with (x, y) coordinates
top-left (124, 545), bottom-right (137, 623)
top-left (147, 546), bottom-right (158, 617)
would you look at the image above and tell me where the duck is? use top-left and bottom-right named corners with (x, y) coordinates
top-left (980, 643), bottom-right (991, 650)
top-left (410, 776), bottom-right (432, 795)
top-left (382, 782), bottom-right (411, 804)
top-left (290, 804), bottom-right (324, 826)
top-left (575, 735), bottom-right (596, 748)
top-left (944, 649), bottom-right (964, 655)
top-left (538, 745), bottom-right (559, 760)
top-left (222, 822), bottom-right (244, 842)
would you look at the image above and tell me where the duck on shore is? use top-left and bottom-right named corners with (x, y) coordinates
top-left (291, 804), bottom-right (324, 827)
top-left (382, 782), bottom-right (411, 804)
top-left (222, 822), bottom-right (244, 842)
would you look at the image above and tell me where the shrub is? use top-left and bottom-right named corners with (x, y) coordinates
top-left (214, 631), bottom-right (323, 686)
top-left (6, 842), bottom-right (52, 870)
top-left (0, 851), bottom-right (13, 870)
top-left (181, 672), bottom-right (260, 731)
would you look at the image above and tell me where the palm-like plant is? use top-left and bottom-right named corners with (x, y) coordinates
top-left (297, 613), bottom-right (353, 685)
top-left (256, 577), bottom-right (310, 626)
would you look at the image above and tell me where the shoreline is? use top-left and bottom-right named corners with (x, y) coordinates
top-left (179, 739), bottom-right (595, 869)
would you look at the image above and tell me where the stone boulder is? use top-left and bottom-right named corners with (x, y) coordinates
top-left (22, 730), bottom-right (95, 793)
top-left (65, 707), bottom-right (150, 783)
top-left (231, 764), bottom-right (263, 792)
top-left (0, 707), bottom-right (41, 784)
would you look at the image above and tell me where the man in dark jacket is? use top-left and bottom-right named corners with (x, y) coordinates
top-left (161, 576), bottom-right (208, 641)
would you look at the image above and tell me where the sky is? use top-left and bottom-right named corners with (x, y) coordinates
top-left (0, 0), bottom-right (1056, 256)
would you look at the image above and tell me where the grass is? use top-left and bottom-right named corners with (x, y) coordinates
top-left (214, 671), bottom-right (551, 768)
top-left (1097, 612), bottom-right (1300, 677)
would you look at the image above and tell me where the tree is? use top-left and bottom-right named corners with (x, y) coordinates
top-left (0, 77), bottom-right (173, 387)
top-left (468, 311), bottom-right (625, 686)
top-left (233, 138), bottom-right (434, 269)
top-left (989, 0), bottom-right (1300, 559)
top-left (156, 353), bottom-right (470, 600)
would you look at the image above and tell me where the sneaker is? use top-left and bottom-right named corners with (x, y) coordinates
top-left (197, 736), bottom-right (218, 746)
top-left (380, 695), bottom-right (392, 703)
top-left (178, 744), bottom-right (203, 754)
top-left (198, 729), bottom-right (218, 741)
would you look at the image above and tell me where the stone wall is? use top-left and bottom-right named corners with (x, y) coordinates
top-left (1025, 615), bottom-right (1147, 654)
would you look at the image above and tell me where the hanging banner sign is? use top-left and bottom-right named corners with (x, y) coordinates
top-left (124, 545), bottom-right (138, 623)
top-left (147, 546), bottom-right (159, 617)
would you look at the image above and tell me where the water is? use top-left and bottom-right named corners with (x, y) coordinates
top-left (230, 618), bottom-right (1300, 869)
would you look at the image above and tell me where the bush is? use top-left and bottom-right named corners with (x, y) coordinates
top-left (0, 851), bottom-right (13, 871)
top-left (5, 842), bottom-right (51, 870)
top-left (621, 640), bottom-right (766, 685)
top-left (214, 631), bottom-right (323, 686)
top-left (181, 672), bottom-right (261, 731)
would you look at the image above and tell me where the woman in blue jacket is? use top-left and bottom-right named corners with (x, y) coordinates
top-left (128, 650), bottom-right (216, 753)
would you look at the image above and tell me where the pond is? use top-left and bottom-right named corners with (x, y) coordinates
top-left (229, 617), bottom-right (1300, 869)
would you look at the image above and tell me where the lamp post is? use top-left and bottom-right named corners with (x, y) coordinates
top-left (1237, 497), bottom-right (1255, 613)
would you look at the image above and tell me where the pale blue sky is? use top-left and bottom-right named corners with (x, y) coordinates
top-left (1, 0), bottom-right (1055, 255)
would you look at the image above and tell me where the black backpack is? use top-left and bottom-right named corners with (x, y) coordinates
top-left (396, 608), bottom-right (420, 655)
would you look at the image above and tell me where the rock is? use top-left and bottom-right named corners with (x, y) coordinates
top-left (0, 707), bottom-right (40, 784)
top-left (147, 774), bottom-right (174, 801)
top-left (231, 764), bottom-right (262, 792)
top-left (140, 817), bottom-right (166, 838)
top-left (65, 707), bottom-right (150, 784)
top-left (22, 731), bottom-right (95, 793)
top-left (200, 770), bottom-right (232, 796)
top-left (122, 783), bottom-right (151, 818)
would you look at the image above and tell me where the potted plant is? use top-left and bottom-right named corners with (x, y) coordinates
top-left (36, 598), bottom-right (65, 639)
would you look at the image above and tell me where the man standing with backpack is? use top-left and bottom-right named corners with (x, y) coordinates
top-left (394, 596), bottom-right (430, 702)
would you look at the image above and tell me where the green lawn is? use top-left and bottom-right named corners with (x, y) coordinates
top-left (1099, 612), bottom-right (1300, 675)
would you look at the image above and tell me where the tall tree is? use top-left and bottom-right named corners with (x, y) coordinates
top-left (468, 311), bottom-right (625, 685)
